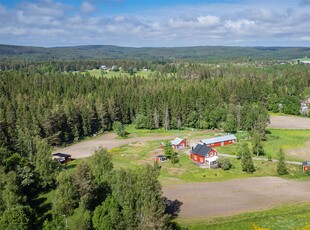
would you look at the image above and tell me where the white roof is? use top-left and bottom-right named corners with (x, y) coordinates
top-left (206, 156), bottom-right (218, 162)
top-left (200, 134), bottom-right (237, 145)
top-left (171, 137), bottom-right (184, 146)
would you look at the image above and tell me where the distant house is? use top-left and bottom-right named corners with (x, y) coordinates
top-left (100, 65), bottom-right (107, 70)
top-left (111, 65), bottom-right (118, 71)
top-left (171, 137), bottom-right (187, 150)
top-left (190, 144), bottom-right (218, 168)
top-left (302, 161), bottom-right (309, 173)
top-left (300, 99), bottom-right (310, 115)
top-left (199, 134), bottom-right (237, 147)
top-left (155, 155), bottom-right (166, 163)
top-left (52, 153), bottom-right (71, 164)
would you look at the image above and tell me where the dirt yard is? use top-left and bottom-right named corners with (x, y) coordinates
top-left (163, 177), bottom-right (310, 218)
top-left (52, 133), bottom-right (175, 159)
top-left (269, 115), bottom-right (310, 129)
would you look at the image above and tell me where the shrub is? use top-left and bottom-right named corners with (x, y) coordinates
top-left (217, 156), bottom-right (232, 170)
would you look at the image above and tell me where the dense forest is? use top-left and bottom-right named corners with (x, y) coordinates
top-left (0, 57), bottom-right (310, 229)
top-left (1, 63), bottom-right (309, 149)
top-left (0, 44), bottom-right (309, 62)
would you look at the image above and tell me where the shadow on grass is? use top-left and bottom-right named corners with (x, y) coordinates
top-left (30, 195), bottom-right (53, 229)
top-left (164, 197), bottom-right (183, 218)
top-left (64, 159), bottom-right (78, 170)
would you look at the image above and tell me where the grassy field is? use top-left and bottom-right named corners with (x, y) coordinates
top-left (109, 137), bottom-right (306, 185)
top-left (66, 125), bottom-right (310, 184)
top-left (53, 126), bottom-right (310, 229)
top-left (177, 202), bottom-right (310, 230)
top-left (215, 129), bottom-right (310, 162)
top-left (80, 69), bottom-right (151, 78)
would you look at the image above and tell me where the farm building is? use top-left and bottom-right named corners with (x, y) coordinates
top-left (171, 137), bottom-right (187, 149)
top-left (199, 134), bottom-right (237, 147)
top-left (159, 137), bottom-right (187, 149)
top-left (52, 153), bottom-right (71, 164)
top-left (190, 144), bottom-right (218, 168)
top-left (302, 161), bottom-right (309, 173)
top-left (155, 155), bottom-right (166, 163)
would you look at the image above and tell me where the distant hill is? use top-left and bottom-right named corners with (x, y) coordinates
top-left (0, 44), bottom-right (309, 61)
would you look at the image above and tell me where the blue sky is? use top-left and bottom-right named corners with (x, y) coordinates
top-left (0, 0), bottom-right (309, 47)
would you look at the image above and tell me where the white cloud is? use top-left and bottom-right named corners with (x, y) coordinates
top-left (169, 15), bottom-right (220, 29)
top-left (0, 0), bottom-right (309, 47)
top-left (300, 36), bottom-right (310, 41)
top-left (225, 19), bottom-right (256, 31)
top-left (81, 2), bottom-right (96, 14)
top-left (197, 15), bottom-right (220, 27)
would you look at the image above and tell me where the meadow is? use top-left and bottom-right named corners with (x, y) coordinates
top-left (177, 203), bottom-right (310, 230)
top-left (80, 69), bottom-right (151, 78)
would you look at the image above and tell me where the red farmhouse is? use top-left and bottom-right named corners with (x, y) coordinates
top-left (171, 137), bottom-right (187, 150)
top-left (190, 144), bottom-right (218, 168)
top-left (199, 134), bottom-right (237, 147)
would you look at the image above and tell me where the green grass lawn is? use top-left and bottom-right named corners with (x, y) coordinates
top-left (79, 69), bottom-right (151, 78)
top-left (178, 202), bottom-right (310, 230)
top-left (110, 139), bottom-right (306, 185)
top-left (125, 124), bottom-right (223, 139)
top-left (215, 129), bottom-right (310, 162)
top-left (264, 129), bottom-right (310, 161)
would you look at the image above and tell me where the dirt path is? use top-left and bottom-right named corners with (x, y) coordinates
top-left (163, 177), bottom-right (310, 218)
top-left (52, 133), bottom-right (175, 159)
top-left (269, 115), bottom-right (310, 129)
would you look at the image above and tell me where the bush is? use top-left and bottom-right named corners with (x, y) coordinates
top-left (217, 156), bottom-right (232, 170)
top-left (112, 121), bottom-right (126, 137)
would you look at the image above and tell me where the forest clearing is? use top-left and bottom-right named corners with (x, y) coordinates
top-left (54, 115), bottom-right (310, 161)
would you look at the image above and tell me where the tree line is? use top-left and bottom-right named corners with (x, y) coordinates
top-left (1, 64), bottom-right (309, 151)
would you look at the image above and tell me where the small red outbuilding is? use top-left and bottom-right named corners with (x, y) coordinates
top-left (171, 137), bottom-right (187, 150)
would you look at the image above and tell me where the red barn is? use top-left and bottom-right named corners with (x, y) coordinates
top-left (199, 134), bottom-right (237, 147)
top-left (190, 144), bottom-right (218, 168)
top-left (171, 137), bottom-right (187, 150)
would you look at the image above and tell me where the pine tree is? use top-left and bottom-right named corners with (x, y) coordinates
top-left (241, 143), bottom-right (255, 173)
top-left (153, 108), bottom-right (160, 129)
top-left (277, 148), bottom-right (288, 175)
top-left (163, 106), bottom-right (171, 130)
top-left (163, 141), bottom-right (174, 159)
top-left (252, 131), bottom-right (264, 157)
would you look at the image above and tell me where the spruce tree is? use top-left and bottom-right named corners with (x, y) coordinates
top-left (241, 143), bottom-right (255, 173)
top-left (277, 148), bottom-right (288, 175)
